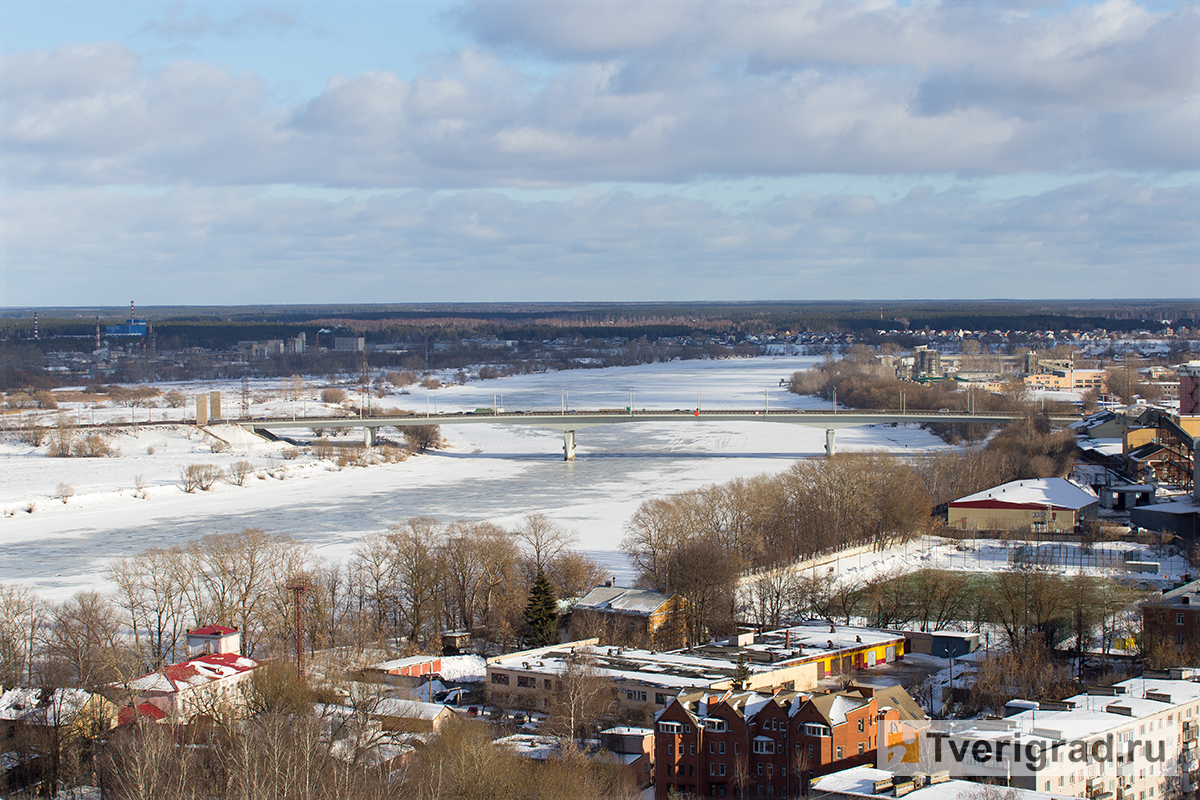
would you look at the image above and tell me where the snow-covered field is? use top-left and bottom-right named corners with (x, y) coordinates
top-left (3, 355), bottom-right (959, 600)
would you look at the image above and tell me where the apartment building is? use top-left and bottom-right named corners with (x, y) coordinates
top-left (653, 684), bottom-right (925, 799)
top-left (941, 673), bottom-right (1200, 800)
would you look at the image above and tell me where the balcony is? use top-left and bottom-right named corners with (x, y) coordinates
top-left (1183, 722), bottom-right (1197, 742)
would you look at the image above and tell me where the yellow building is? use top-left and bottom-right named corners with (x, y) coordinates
top-left (948, 477), bottom-right (1099, 533)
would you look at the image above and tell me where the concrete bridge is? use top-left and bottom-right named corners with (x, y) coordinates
top-left (238, 408), bottom-right (1076, 460)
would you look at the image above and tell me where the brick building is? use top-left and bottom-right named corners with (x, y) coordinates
top-left (1141, 578), bottom-right (1200, 656)
top-left (653, 684), bottom-right (925, 799)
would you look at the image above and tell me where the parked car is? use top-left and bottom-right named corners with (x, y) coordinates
top-left (466, 705), bottom-right (480, 717)
top-left (512, 712), bottom-right (527, 725)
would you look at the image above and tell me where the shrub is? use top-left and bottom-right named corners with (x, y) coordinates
top-left (164, 389), bottom-right (187, 408)
top-left (180, 464), bottom-right (223, 493)
top-left (210, 438), bottom-right (231, 454)
top-left (55, 483), bottom-right (74, 504)
top-left (320, 388), bottom-right (346, 404)
top-left (228, 460), bottom-right (254, 486)
top-left (15, 422), bottom-right (47, 447)
top-left (386, 371), bottom-right (418, 387)
top-left (74, 434), bottom-right (116, 458)
top-left (34, 390), bottom-right (58, 409)
top-left (403, 425), bottom-right (442, 453)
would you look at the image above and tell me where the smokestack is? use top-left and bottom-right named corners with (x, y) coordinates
top-left (33, 312), bottom-right (38, 340)
top-left (785, 630), bottom-right (791, 649)
top-left (95, 316), bottom-right (100, 350)
top-left (130, 299), bottom-right (135, 320)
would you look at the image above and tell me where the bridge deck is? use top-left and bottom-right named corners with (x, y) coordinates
top-left (238, 409), bottom-right (1074, 432)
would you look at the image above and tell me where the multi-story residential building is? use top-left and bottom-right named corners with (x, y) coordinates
top-left (941, 673), bottom-right (1200, 800)
top-left (653, 684), bottom-right (925, 799)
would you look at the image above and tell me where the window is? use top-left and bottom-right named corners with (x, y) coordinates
top-left (543, 679), bottom-right (553, 690)
top-left (690, 765), bottom-right (695, 777)
top-left (859, 743), bottom-right (865, 755)
top-left (517, 675), bottom-right (535, 688)
top-left (685, 724), bottom-right (692, 734)
top-left (660, 721), bottom-right (682, 734)
top-left (705, 718), bottom-right (728, 732)
top-left (656, 693), bottom-right (669, 705)
top-left (858, 719), bottom-right (864, 732)
top-left (491, 673), bottom-right (509, 685)
top-left (710, 742), bottom-right (715, 754)
top-left (719, 742), bottom-right (726, 754)
top-left (753, 739), bottom-right (776, 754)
top-left (808, 745), bottom-right (814, 758)
top-left (836, 746), bottom-right (843, 759)
top-left (667, 744), bottom-right (674, 756)
top-left (1059, 777), bottom-right (1065, 787)
top-left (803, 723), bottom-right (831, 737)
top-left (626, 690), bottom-right (647, 702)
top-left (690, 743), bottom-right (696, 755)
top-left (757, 763), bottom-right (763, 776)
top-left (1179, 614), bottom-right (1186, 625)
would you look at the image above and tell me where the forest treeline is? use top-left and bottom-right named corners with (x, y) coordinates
top-left (621, 412), bottom-right (1078, 643)
top-left (0, 515), bottom-right (603, 691)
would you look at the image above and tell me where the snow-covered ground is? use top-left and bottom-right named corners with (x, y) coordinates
top-left (3, 355), bottom-right (955, 600)
top-left (808, 535), bottom-right (1189, 590)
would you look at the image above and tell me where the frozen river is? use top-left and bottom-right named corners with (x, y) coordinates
top-left (1, 355), bottom-right (955, 598)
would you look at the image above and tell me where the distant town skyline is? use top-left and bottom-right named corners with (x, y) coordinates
top-left (2, 0), bottom-right (1196, 305)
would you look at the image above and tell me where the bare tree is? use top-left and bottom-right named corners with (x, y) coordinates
top-left (0, 584), bottom-right (44, 685)
top-left (543, 651), bottom-right (618, 746)
top-left (513, 513), bottom-right (577, 579)
top-left (388, 518), bottom-right (446, 647)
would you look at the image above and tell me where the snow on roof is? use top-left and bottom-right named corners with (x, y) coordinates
top-left (959, 677), bottom-right (1200, 743)
top-left (0, 688), bottom-right (95, 726)
top-left (438, 655), bottom-right (486, 682)
top-left (127, 651), bottom-right (259, 694)
top-left (601, 726), bottom-right (653, 736)
top-left (494, 734), bottom-right (562, 761)
top-left (951, 477), bottom-right (1098, 510)
top-left (372, 655), bottom-right (440, 671)
top-left (573, 585), bottom-right (673, 616)
top-left (812, 765), bottom-right (1074, 800)
top-left (373, 698), bottom-right (450, 721)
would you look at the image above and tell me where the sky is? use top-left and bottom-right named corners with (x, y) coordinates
top-left (1, 0), bottom-right (1196, 306)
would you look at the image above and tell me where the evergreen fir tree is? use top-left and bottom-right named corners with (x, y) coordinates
top-left (524, 569), bottom-right (559, 647)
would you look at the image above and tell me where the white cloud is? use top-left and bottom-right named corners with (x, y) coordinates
top-left (2, 1), bottom-right (1193, 190)
top-left (2, 179), bottom-right (1192, 305)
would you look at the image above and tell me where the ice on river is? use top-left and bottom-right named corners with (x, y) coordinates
top-left (1, 355), bottom-right (955, 599)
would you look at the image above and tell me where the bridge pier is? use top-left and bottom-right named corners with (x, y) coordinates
top-left (364, 426), bottom-right (376, 448)
top-left (563, 430), bottom-right (576, 461)
top-left (825, 429), bottom-right (836, 457)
